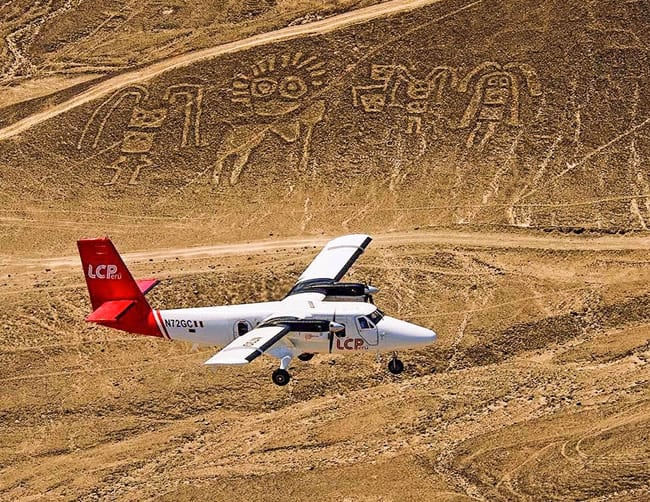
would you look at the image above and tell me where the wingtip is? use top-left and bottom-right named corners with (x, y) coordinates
top-left (326, 234), bottom-right (372, 248)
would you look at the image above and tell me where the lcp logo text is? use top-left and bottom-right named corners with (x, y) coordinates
top-left (87, 264), bottom-right (122, 280)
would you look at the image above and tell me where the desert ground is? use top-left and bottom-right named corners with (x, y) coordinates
top-left (0, 0), bottom-right (648, 500)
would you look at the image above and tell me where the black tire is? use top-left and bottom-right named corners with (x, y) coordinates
top-left (297, 353), bottom-right (314, 362)
top-left (388, 358), bottom-right (404, 374)
top-left (272, 369), bottom-right (291, 386)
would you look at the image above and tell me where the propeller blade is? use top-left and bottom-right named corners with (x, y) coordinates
top-left (329, 309), bottom-right (336, 353)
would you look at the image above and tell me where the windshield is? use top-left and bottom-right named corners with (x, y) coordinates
top-left (368, 309), bottom-right (384, 325)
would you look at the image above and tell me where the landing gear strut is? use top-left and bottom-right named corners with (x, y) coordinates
top-left (272, 368), bottom-right (290, 386)
top-left (272, 355), bottom-right (292, 386)
top-left (388, 353), bottom-right (404, 374)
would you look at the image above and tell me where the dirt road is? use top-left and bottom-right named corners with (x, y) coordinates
top-left (5, 229), bottom-right (649, 271)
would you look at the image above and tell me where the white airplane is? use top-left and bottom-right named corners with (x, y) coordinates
top-left (78, 234), bottom-right (437, 385)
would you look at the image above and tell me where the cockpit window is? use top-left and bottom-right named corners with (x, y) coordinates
top-left (368, 309), bottom-right (384, 325)
top-left (358, 316), bottom-right (377, 330)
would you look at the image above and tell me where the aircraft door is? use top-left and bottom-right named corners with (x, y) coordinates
top-left (356, 316), bottom-right (378, 345)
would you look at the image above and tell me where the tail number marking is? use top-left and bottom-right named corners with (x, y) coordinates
top-left (164, 319), bottom-right (204, 329)
top-left (87, 264), bottom-right (121, 280)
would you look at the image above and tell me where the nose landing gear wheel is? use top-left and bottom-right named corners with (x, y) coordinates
top-left (272, 368), bottom-right (291, 386)
top-left (388, 358), bottom-right (404, 374)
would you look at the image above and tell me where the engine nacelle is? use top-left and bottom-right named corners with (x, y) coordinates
top-left (293, 281), bottom-right (378, 303)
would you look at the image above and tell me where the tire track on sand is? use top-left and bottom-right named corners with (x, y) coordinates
top-left (5, 230), bottom-right (650, 271)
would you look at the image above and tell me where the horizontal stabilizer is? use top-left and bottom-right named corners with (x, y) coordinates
top-left (86, 300), bottom-right (136, 323)
top-left (137, 279), bottom-right (159, 295)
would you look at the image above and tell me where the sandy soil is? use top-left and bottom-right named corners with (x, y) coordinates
top-left (1, 230), bottom-right (649, 500)
top-left (0, 0), bottom-right (648, 499)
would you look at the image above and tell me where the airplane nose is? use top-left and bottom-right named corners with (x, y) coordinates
top-left (421, 326), bottom-right (437, 343)
top-left (378, 316), bottom-right (437, 348)
top-left (414, 325), bottom-right (437, 345)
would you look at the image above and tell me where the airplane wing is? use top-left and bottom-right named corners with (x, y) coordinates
top-left (288, 234), bottom-right (372, 295)
top-left (204, 324), bottom-right (291, 365)
top-left (205, 235), bottom-right (372, 366)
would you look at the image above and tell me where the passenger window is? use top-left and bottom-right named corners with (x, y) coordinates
top-left (236, 321), bottom-right (250, 337)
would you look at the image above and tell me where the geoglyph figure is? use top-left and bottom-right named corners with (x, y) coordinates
top-left (78, 84), bottom-right (203, 185)
top-left (352, 61), bottom-right (542, 149)
top-left (352, 64), bottom-right (457, 134)
top-left (212, 51), bottom-right (327, 185)
top-left (457, 62), bottom-right (542, 150)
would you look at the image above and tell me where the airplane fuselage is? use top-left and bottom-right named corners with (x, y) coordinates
top-left (154, 300), bottom-right (434, 355)
top-left (77, 234), bottom-right (437, 385)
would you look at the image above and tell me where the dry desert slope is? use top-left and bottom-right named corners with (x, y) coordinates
top-left (0, 0), bottom-right (647, 256)
top-left (0, 0), bottom-right (648, 500)
top-left (1, 231), bottom-right (649, 500)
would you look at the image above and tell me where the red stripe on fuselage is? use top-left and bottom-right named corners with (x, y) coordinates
top-left (155, 310), bottom-right (171, 339)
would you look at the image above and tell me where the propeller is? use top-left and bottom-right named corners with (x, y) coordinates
top-left (328, 309), bottom-right (336, 353)
top-left (328, 309), bottom-right (346, 353)
top-left (365, 278), bottom-right (378, 304)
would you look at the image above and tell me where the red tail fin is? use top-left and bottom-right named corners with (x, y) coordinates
top-left (77, 238), bottom-right (162, 337)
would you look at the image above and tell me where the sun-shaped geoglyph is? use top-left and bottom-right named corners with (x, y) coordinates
top-left (230, 51), bottom-right (327, 116)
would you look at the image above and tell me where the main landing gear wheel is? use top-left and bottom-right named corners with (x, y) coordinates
top-left (297, 353), bottom-right (314, 362)
top-left (272, 368), bottom-right (291, 386)
top-left (388, 357), bottom-right (404, 375)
